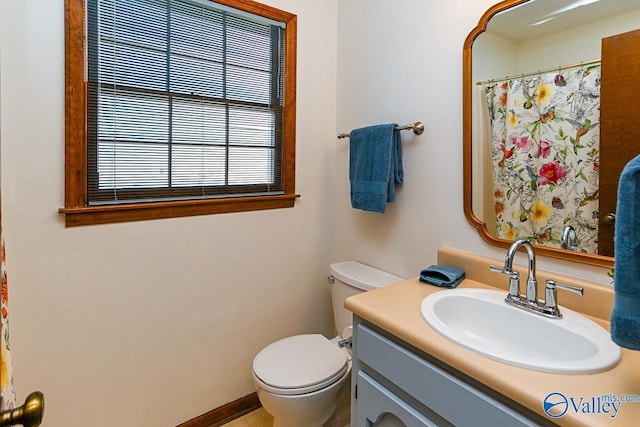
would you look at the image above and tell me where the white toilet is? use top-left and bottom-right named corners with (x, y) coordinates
top-left (252, 261), bottom-right (402, 427)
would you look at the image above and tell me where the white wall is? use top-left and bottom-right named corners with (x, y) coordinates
top-left (334, 0), bottom-right (611, 283)
top-left (0, 0), bottom-right (338, 425)
top-left (518, 8), bottom-right (640, 73)
top-left (0, 0), bottom-right (617, 426)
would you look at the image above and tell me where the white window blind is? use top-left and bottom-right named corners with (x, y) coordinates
top-left (87, 0), bottom-right (286, 204)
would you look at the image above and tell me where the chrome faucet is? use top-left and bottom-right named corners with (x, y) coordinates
top-left (561, 225), bottom-right (579, 251)
top-left (490, 239), bottom-right (583, 318)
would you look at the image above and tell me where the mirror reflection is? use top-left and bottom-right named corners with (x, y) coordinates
top-left (465, 0), bottom-right (640, 267)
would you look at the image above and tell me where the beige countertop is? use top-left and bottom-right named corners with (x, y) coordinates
top-left (344, 248), bottom-right (640, 427)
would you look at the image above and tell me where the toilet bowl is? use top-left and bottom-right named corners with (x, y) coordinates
top-left (252, 262), bottom-right (402, 427)
top-left (253, 334), bottom-right (351, 427)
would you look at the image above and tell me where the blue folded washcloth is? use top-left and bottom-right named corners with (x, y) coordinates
top-left (611, 154), bottom-right (640, 350)
top-left (419, 265), bottom-right (466, 288)
top-left (349, 123), bottom-right (403, 213)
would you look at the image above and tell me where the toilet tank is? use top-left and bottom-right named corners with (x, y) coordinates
top-left (328, 261), bottom-right (403, 336)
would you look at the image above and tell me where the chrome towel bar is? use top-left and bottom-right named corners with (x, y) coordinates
top-left (337, 121), bottom-right (425, 139)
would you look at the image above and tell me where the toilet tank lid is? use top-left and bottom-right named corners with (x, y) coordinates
top-left (329, 261), bottom-right (403, 291)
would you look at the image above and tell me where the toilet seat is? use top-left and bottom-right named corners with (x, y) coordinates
top-left (253, 334), bottom-right (349, 396)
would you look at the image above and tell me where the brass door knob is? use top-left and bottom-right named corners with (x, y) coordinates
top-left (0, 391), bottom-right (44, 427)
top-left (603, 213), bottom-right (616, 224)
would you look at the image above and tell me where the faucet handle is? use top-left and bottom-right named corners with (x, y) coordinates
top-left (490, 264), bottom-right (516, 275)
top-left (544, 279), bottom-right (584, 317)
top-left (490, 264), bottom-right (520, 297)
top-left (490, 264), bottom-right (505, 274)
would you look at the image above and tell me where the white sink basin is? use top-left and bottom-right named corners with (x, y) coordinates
top-left (420, 288), bottom-right (621, 374)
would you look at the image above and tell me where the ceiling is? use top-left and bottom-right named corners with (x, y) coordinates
top-left (486, 0), bottom-right (640, 44)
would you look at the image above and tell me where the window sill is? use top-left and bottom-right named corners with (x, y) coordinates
top-left (59, 194), bottom-right (300, 227)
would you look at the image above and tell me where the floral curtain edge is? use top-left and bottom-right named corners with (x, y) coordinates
top-left (1, 230), bottom-right (16, 410)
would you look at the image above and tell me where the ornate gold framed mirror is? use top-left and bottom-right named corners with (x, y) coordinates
top-left (463, 0), bottom-right (640, 269)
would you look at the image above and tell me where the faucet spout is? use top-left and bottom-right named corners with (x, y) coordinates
top-left (561, 225), bottom-right (579, 251)
top-left (504, 240), bottom-right (538, 303)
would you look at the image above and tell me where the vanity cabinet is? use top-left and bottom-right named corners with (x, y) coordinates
top-left (350, 316), bottom-right (554, 427)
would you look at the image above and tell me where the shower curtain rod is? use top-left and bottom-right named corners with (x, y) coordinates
top-left (337, 121), bottom-right (425, 139)
top-left (476, 58), bottom-right (601, 86)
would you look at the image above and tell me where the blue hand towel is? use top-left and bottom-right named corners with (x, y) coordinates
top-left (419, 265), bottom-right (466, 288)
top-left (349, 123), bottom-right (403, 213)
top-left (611, 154), bottom-right (640, 350)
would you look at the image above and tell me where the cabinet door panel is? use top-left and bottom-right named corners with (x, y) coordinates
top-left (357, 371), bottom-right (439, 427)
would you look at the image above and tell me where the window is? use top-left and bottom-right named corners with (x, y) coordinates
top-left (63, 0), bottom-right (297, 226)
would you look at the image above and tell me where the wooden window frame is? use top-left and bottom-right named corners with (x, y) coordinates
top-left (62, 0), bottom-right (298, 227)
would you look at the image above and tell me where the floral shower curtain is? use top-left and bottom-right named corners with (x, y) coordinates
top-left (484, 64), bottom-right (601, 254)
top-left (1, 226), bottom-right (15, 410)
